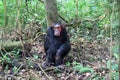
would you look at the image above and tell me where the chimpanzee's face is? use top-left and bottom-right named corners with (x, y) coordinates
top-left (53, 24), bottom-right (62, 36)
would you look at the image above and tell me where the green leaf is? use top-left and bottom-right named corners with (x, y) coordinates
top-left (112, 64), bottom-right (118, 71)
top-left (72, 61), bottom-right (82, 66)
top-left (5, 65), bottom-right (9, 70)
top-left (73, 62), bottom-right (83, 71)
top-left (33, 55), bottom-right (38, 59)
top-left (112, 44), bottom-right (119, 59)
top-left (107, 61), bottom-right (110, 68)
top-left (112, 72), bottom-right (119, 80)
top-left (65, 62), bottom-right (71, 67)
top-left (79, 67), bottom-right (94, 73)
top-left (73, 65), bottom-right (83, 71)
top-left (0, 1), bottom-right (3, 6)
top-left (107, 61), bottom-right (118, 71)
top-left (12, 66), bottom-right (18, 73)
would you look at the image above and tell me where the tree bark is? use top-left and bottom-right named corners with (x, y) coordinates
top-left (44, 0), bottom-right (58, 27)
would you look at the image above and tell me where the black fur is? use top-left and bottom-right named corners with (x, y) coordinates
top-left (44, 26), bottom-right (71, 66)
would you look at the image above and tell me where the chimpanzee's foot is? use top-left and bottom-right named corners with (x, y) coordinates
top-left (55, 58), bottom-right (63, 66)
top-left (57, 64), bottom-right (65, 70)
top-left (42, 61), bottom-right (52, 68)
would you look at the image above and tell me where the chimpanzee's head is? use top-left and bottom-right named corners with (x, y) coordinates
top-left (52, 23), bottom-right (63, 36)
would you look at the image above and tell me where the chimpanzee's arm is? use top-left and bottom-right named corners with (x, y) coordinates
top-left (47, 27), bottom-right (54, 43)
top-left (57, 28), bottom-right (71, 56)
top-left (44, 27), bottom-right (59, 51)
top-left (44, 27), bottom-right (54, 52)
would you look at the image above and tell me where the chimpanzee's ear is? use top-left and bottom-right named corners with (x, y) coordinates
top-left (51, 23), bottom-right (55, 27)
top-left (61, 24), bottom-right (65, 28)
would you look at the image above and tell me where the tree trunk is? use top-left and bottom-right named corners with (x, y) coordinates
top-left (44, 0), bottom-right (58, 27)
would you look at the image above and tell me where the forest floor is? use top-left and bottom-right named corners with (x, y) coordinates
top-left (0, 32), bottom-right (117, 80)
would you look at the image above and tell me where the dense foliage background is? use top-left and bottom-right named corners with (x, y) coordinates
top-left (0, 0), bottom-right (119, 40)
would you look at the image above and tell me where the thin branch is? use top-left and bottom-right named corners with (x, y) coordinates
top-left (37, 63), bottom-right (51, 80)
top-left (3, 0), bottom-right (8, 27)
top-left (38, 0), bottom-right (44, 3)
top-left (13, 64), bottom-right (24, 76)
top-left (58, 14), bottom-right (68, 23)
top-left (109, 0), bottom-right (115, 79)
top-left (65, 18), bottom-right (98, 26)
top-left (75, 0), bottom-right (79, 28)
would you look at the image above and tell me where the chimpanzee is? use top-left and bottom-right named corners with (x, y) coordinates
top-left (43, 22), bottom-right (71, 67)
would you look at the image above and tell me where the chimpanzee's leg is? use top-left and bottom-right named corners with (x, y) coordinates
top-left (44, 48), bottom-right (57, 66)
top-left (55, 46), bottom-right (71, 66)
